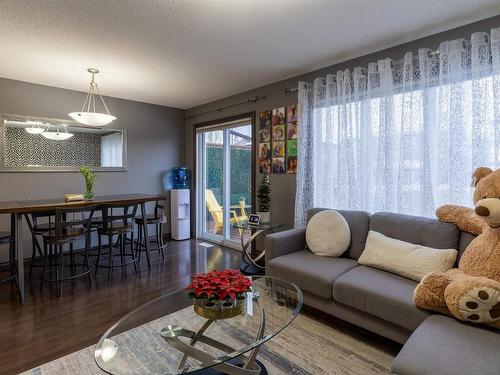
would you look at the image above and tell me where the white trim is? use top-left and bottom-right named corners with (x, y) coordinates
top-left (195, 121), bottom-right (251, 251)
top-left (222, 239), bottom-right (243, 251)
top-left (194, 118), bottom-right (251, 132)
top-left (222, 129), bottom-right (231, 240)
top-left (198, 233), bottom-right (223, 245)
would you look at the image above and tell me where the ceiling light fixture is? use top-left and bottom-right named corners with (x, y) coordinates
top-left (69, 68), bottom-right (116, 126)
top-left (6, 120), bottom-right (47, 134)
top-left (41, 126), bottom-right (74, 141)
top-left (24, 121), bottom-right (47, 135)
top-left (26, 127), bottom-right (46, 135)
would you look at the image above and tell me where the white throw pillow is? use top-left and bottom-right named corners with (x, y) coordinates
top-left (306, 210), bottom-right (351, 257)
top-left (358, 230), bottom-right (458, 281)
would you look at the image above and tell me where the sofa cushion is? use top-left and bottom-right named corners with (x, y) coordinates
top-left (333, 266), bottom-right (430, 330)
top-left (392, 315), bottom-right (500, 375)
top-left (306, 210), bottom-right (351, 257)
top-left (358, 230), bottom-right (457, 281)
top-left (308, 208), bottom-right (371, 260)
top-left (370, 212), bottom-right (460, 250)
top-left (267, 250), bottom-right (358, 300)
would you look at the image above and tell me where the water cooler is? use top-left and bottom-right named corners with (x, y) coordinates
top-left (170, 167), bottom-right (190, 240)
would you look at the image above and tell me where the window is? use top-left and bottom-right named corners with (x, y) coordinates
top-left (295, 29), bottom-right (500, 226)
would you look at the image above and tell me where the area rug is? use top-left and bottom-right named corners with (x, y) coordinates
top-left (21, 308), bottom-right (399, 375)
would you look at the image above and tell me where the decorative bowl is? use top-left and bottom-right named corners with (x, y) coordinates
top-left (193, 297), bottom-right (246, 320)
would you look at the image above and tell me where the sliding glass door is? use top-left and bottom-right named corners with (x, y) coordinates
top-left (198, 129), bottom-right (225, 243)
top-left (196, 117), bottom-right (253, 249)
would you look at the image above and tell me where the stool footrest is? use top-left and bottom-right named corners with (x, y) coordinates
top-left (94, 258), bottom-right (138, 268)
top-left (40, 266), bottom-right (93, 283)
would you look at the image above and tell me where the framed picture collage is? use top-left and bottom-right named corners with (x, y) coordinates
top-left (259, 104), bottom-right (298, 174)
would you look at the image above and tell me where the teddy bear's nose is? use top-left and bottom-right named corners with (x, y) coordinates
top-left (475, 205), bottom-right (490, 217)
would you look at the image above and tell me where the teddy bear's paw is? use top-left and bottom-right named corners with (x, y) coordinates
top-left (458, 287), bottom-right (500, 323)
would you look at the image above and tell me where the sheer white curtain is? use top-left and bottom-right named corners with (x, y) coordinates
top-left (295, 28), bottom-right (500, 227)
top-left (101, 132), bottom-right (123, 167)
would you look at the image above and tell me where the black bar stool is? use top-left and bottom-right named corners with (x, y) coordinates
top-left (25, 211), bottom-right (55, 281)
top-left (0, 231), bottom-right (17, 288)
top-left (95, 203), bottom-right (138, 283)
top-left (40, 205), bottom-right (96, 297)
top-left (135, 200), bottom-right (167, 263)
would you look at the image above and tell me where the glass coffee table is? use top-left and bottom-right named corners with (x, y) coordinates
top-left (95, 276), bottom-right (302, 374)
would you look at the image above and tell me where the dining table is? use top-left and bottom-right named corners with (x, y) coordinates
top-left (0, 193), bottom-right (167, 303)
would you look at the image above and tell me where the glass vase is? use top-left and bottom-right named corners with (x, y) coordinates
top-left (84, 185), bottom-right (94, 200)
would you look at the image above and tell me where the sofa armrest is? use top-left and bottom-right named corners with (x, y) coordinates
top-left (265, 227), bottom-right (306, 264)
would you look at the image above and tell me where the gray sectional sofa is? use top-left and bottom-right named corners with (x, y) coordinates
top-left (265, 208), bottom-right (500, 375)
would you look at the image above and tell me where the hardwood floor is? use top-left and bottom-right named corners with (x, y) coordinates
top-left (0, 239), bottom-right (242, 375)
top-left (0, 239), bottom-right (400, 375)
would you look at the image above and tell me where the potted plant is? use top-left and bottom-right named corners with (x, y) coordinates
top-left (187, 269), bottom-right (252, 319)
top-left (80, 165), bottom-right (97, 200)
top-left (256, 174), bottom-right (271, 223)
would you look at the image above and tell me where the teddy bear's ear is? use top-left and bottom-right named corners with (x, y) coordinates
top-left (471, 167), bottom-right (494, 187)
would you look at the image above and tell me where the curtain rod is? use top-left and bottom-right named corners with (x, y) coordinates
top-left (283, 50), bottom-right (445, 95)
top-left (185, 95), bottom-right (267, 120)
top-left (283, 36), bottom-right (483, 94)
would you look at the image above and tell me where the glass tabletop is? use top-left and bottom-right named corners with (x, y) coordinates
top-left (95, 276), bottom-right (302, 374)
top-left (232, 222), bottom-right (283, 230)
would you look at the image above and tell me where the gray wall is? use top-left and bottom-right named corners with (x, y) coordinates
top-left (0, 77), bottom-right (185, 259)
top-left (185, 15), bottom-right (500, 230)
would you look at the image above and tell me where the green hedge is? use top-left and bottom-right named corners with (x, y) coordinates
top-left (207, 145), bottom-right (252, 206)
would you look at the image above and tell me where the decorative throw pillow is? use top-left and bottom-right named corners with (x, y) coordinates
top-left (358, 230), bottom-right (458, 281)
top-left (306, 210), bottom-right (351, 257)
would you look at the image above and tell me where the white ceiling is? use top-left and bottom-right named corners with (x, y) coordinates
top-left (0, 1), bottom-right (499, 109)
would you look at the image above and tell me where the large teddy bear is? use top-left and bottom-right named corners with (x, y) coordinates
top-left (414, 167), bottom-right (500, 328)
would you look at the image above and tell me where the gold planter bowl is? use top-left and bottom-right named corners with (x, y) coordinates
top-left (193, 298), bottom-right (246, 320)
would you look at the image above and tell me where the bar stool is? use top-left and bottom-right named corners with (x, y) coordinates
top-left (134, 200), bottom-right (167, 264)
top-left (40, 205), bottom-right (96, 297)
top-left (95, 203), bottom-right (138, 282)
top-left (26, 212), bottom-right (55, 281)
top-left (84, 213), bottom-right (104, 250)
top-left (0, 231), bottom-right (17, 289)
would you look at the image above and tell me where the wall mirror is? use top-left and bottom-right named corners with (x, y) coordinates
top-left (0, 114), bottom-right (126, 172)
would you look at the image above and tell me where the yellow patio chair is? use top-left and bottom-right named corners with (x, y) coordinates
top-left (205, 189), bottom-right (248, 234)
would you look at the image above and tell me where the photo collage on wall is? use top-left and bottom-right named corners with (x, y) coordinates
top-left (259, 104), bottom-right (298, 174)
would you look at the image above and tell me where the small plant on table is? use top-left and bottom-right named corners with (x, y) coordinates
top-left (187, 269), bottom-right (252, 319)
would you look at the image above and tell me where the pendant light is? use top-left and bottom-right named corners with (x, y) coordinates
top-left (6, 120), bottom-right (47, 134)
top-left (41, 126), bottom-right (74, 141)
top-left (26, 127), bottom-right (46, 135)
top-left (69, 68), bottom-right (116, 126)
top-left (24, 121), bottom-right (46, 135)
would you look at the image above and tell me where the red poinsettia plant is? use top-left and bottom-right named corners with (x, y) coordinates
top-left (187, 269), bottom-right (252, 303)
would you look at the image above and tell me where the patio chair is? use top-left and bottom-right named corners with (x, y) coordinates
top-left (205, 189), bottom-right (248, 234)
